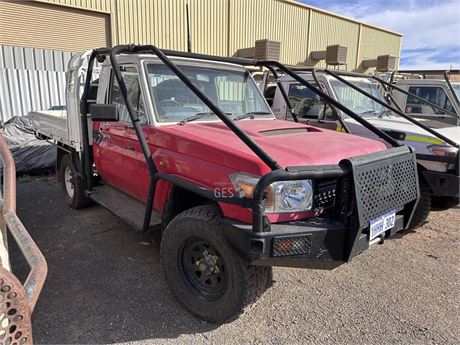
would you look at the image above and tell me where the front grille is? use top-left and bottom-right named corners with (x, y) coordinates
top-left (349, 148), bottom-right (418, 229)
top-left (315, 180), bottom-right (337, 209)
top-left (272, 235), bottom-right (312, 257)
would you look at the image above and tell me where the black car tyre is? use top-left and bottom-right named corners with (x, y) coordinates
top-left (161, 205), bottom-right (272, 323)
top-left (408, 179), bottom-right (431, 230)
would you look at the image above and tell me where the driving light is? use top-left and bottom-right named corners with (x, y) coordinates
top-left (230, 173), bottom-right (313, 213)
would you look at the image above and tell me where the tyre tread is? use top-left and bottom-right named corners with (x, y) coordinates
top-left (161, 205), bottom-right (272, 323)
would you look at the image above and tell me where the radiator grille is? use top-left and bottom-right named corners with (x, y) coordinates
top-left (315, 180), bottom-right (337, 209)
top-left (352, 152), bottom-right (418, 228)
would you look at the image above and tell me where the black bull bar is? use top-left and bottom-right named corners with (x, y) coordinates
top-left (222, 146), bottom-right (419, 268)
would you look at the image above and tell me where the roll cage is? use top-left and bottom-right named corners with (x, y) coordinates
top-left (79, 45), bottom-right (416, 253)
top-left (268, 67), bottom-right (459, 167)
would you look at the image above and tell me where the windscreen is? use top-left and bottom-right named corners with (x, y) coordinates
top-left (329, 78), bottom-right (389, 117)
top-left (327, 76), bottom-right (452, 153)
top-left (145, 63), bottom-right (272, 123)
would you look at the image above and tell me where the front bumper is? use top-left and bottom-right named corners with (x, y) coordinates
top-left (421, 170), bottom-right (459, 198)
top-left (223, 213), bottom-right (406, 269)
top-left (224, 146), bottom-right (420, 270)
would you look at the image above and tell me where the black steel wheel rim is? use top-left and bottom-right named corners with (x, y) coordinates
top-left (179, 237), bottom-right (226, 301)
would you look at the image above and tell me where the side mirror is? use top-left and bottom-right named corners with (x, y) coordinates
top-left (90, 104), bottom-right (119, 122)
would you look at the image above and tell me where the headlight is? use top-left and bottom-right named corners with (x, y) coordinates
top-left (427, 144), bottom-right (458, 157)
top-left (270, 180), bottom-right (313, 213)
top-left (230, 173), bottom-right (313, 213)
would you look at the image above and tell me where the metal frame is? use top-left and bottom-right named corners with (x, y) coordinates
top-left (80, 44), bottom-right (418, 235)
top-left (0, 134), bottom-right (47, 313)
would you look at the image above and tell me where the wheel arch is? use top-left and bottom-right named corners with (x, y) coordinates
top-left (162, 184), bottom-right (221, 228)
top-left (56, 146), bottom-right (83, 181)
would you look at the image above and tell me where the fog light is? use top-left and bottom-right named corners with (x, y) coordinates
top-left (272, 235), bottom-right (312, 257)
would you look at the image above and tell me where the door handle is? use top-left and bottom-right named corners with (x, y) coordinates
top-left (125, 146), bottom-right (135, 151)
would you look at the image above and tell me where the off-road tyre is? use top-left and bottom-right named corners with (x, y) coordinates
top-left (60, 154), bottom-right (92, 209)
top-left (408, 179), bottom-right (431, 230)
top-left (161, 205), bottom-right (272, 323)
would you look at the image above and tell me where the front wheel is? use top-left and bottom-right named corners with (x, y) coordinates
top-left (161, 205), bottom-right (272, 323)
top-left (408, 179), bottom-right (431, 230)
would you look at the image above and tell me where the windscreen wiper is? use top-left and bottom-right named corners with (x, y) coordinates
top-left (178, 112), bottom-right (228, 125)
top-left (233, 111), bottom-right (272, 121)
top-left (378, 109), bottom-right (392, 118)
top-left (359, 110), bottom-right (379, 116)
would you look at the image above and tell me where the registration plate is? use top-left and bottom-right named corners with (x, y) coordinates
top-left (369, 209), bottom-right (396, 240)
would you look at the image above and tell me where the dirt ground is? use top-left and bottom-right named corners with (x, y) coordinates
top-left (10, 175), bottom-right (460, 345)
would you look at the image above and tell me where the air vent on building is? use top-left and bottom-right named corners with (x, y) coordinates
top-left (254, 39), bottom-right (281, 61)
top-left (362, 55), bottom-right (397, 71)
top-left (311, 45), bottom-right (347, 65)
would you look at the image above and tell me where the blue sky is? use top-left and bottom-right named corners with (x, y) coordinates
top-left (298, 0), bottom-right (460, 69)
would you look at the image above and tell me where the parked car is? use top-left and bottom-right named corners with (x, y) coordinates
top-left (270, 69), bottom-right (458, 229)
top-left (30, 45), bottom-right (419, 323)
top-left (377, 70), bottom-right (460, 126)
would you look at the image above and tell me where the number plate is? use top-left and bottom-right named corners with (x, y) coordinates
top-left (369, 209), bottom-right (396, 240)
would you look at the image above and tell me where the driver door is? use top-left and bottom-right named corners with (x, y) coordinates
top-left (93, 64), bottom-right (151, 201)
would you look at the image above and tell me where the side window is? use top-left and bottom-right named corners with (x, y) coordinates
top-left (110, 65), bottom-right (147, 124)
top-left (406, 86), bottom-right (455, 115)
top-left (287, 83), bottom-right (333, 120)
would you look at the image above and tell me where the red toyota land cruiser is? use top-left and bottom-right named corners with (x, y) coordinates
top-left (33, 45), bottom-right (419, 323)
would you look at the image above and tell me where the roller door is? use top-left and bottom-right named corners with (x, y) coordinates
top-left (0, 0), bottom-right (111, 52)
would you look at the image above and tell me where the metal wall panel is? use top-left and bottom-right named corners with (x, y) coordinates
top-left (309, 11), bottom-right (360, 69)
top-left (229, 0), bottom-right (310, 65)
top-left (188, 0), bottom-right (229, 56)
top-left (115, 0), bottom-right (187, 50)
top-left (358, 26), bottom-right (401, 72)
top-left (0, 0), bottom-right (403, 123)
top-left (31, 0), bottom-right (402, 70)
top-left (0, 45), bottom-right (73, 122)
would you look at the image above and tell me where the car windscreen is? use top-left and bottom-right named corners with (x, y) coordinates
top-left (329, 78), bottom-right (389, 117)
top-left (145, 63), bottom-right (272, 123)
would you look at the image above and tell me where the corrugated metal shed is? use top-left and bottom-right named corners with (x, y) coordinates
top-left (31, 0), bottom-right (402, 70)
top-left (0, 0), bottom-right (403, 121)
top-left (0, 45), bottom-right (73, 122)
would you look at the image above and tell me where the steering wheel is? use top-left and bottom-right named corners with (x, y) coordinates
top-left (159, 99), bottom-right (181, 107)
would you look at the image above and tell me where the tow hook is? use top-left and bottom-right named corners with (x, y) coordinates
top-left (369, 235), bottom-right (385, 246)
top-left (195, 250), bottom-right (220, 275)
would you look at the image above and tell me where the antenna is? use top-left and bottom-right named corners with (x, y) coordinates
top-left (186, 1), bottom-right (192, 53)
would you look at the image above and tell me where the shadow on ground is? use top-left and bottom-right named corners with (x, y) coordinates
top-left (10, 176), bottom-right (217, 344)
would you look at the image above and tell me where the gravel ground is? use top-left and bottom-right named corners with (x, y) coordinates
top-left (10, 175), bottom-right (460, 345)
